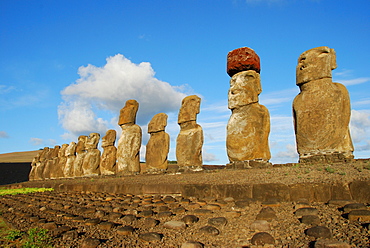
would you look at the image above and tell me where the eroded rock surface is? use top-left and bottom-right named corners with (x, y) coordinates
top-left (293, 46), bottom-right (354, 163)
top-left (100, 130), bottom-right (117, 175)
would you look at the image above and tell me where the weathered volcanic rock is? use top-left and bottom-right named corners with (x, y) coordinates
top-left (227, 47), bottom-right (260, 77)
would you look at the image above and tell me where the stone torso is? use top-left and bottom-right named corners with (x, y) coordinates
top-left (227, 103), bottom-right (271, 162)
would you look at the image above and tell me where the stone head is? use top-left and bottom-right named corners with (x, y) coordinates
top-left (76, 135), bottom-right (88, 153)
top-left (148, 113), bottom-right (168, 133)
top-left (65, 142), bottom-right (76, 156)
top-left (51, 145), bottom-right (61, 157)
top-left (86, 132), bottom-right (100, 149)
top-left (227, 47), bottom-right (260, 77)
top-left (296, 46), bottom-right (337, 85)
top-left (102, 129), bottom-right (117, 147)
top-left (228, 70), bottom-right (261, 110)
top-left (178, 95), bottom-right (201, 124)
top-left (58, 144), bottom-right (68, 157)
top-left (118, 99), bottom-right (139, 126)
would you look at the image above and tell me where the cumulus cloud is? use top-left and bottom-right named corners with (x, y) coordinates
top-left (203, 149), bottom-right (219, 163)
top-left (350, 109), bottom-right (370, 143)
top-left (30, 138), bottom-right (43, 146)
top-left (58, 54), bottom-right (188, 139)
top-left (0, 131), bottom-right (9, 138)
top-left (338, 77), bottom-right (370, 86)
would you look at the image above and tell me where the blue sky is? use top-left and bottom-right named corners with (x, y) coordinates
top-left (1, 0), bottom-right (369, 164)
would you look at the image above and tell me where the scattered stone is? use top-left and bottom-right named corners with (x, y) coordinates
top-left (108, 212), bottom-right (122, 220)
top-left (181, 241), bottom-right (204, 248)
top-left (203, 204), bottom-right (221, 210)
top-left (305, 226), bottom-right (332, 239)
top-left (43, 222), bottom-right (57, 230)
top-left (199, 225), bottom-right (220, 236)
top-left (224, 211), bottom-right (241, 218)
top-left (164, 220), bottom-right (187, 230)
top-left (301, 215), bottom-right (321, 225)
top-left (138, 232), bottom-right (162, 242)
top-left (347, 209), bottom-right (370, 221)
top-left (250, 220), bottom-right (271, 231)
top-left (193, 209), bottom-right (213, 215)
top-left (157, 211), bottom-right (173, 218)
top-left (208, 217), bottom-right (227, 227)
top-left (139, 210), bottom-right (154, 217)
top-left (85, 218), bottom-right (101, 226)
top-left (173, 206), bottom-right (186, 214)
top-left (117, 225), bottom-right (134, 235)
top-left (121, 214), bottom-right (137, 223)
top-left (328, 200), bottom-right (354, 206)
top-left (98, 221), bottom-right (115, 230)
top-left (81, 237), bottom-right (100, 248)
top-left (234, 199), bottom-right (254, 209)
top-left (314, 239), bottom-right (351, 248)
top-left (52, 226), bottom-right (71, 237)
top-left (250, 232), bottom-right (275, 246)
top-left (256, 207), bottom-right (277, 222)
top-left (143, 218), bottom-right (159, 227)
top-left (343, 203), bottom-right (367, 213)
top-left (62, 230), bottom-right (78, 240)
top-left (295, 207), bottom-right (318, 217)
top-left (182, 215), bottom-right (199, 224)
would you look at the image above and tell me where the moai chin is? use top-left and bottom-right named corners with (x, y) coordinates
top-left (226, 47), bottom-right (271, 169)
top-left (145, 113), bottom-right (170, 172)
top-left (176, 95), bottom-right (204, 170)
top-left (293, 46), bottom-right (354, 163)
top-left (100, 129), bottom-right (117, 175)
top-left (73, 135), bottom-right (88, 177)
top-left (82, 132), bottom-right (101, 177)
top-left (117, 100), bottom-right (142, 175)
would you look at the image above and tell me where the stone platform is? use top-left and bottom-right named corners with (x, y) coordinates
top-left (8, 161), bottom-right (370, 203)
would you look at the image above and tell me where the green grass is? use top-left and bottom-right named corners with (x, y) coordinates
top-left (23, 228), bottom-right (52, 248)
top-left (0, 188), bottom-right (53, 196)
top-left (325, 166), bottom-right (335, 173)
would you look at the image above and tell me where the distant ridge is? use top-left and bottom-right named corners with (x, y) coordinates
top-left (0, 150), bottom-right (40, 163)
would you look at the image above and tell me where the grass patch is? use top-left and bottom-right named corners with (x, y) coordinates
top-left (0, 188), bottom-right (53, 196)
top-left (325, 166), bottom-right (335, 173)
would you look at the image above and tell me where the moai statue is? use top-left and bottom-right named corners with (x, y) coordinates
top-left (43, 146), bottom-right (60, 179)
top-left (176, 95), bottom-right (203, 170)
top-left (100, 130), bottom-right (117, 175)
top-left (64, 142), bottom-right (76, 178)
top-left (29, 150), bottom-right (43, 181)
top-left (34, 147), bottom-right (49, 180)
top-left (82, 133), bottom-right (101, 177)
top-left (73, 135), bottom-right (88, 177)
top-left (51, 144), bottom-right (67, 179)
top-left (293, 46), bottom-right (354, 163)
top-left (226, 47), bottom-right (271, 168)
top-left (117, 100), bottom-right (142, 175)
top-left (145, 113), bottom-right (170, 172)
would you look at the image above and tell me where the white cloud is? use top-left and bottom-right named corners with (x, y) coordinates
top-left (58, 54), bottom-right (188, 139)
top-left (275, 143), bottom-right (298, 159)
top-left (350, 109), bottom-right (370, 143)
top-left (30, 138), bottom-right (43, 146)
top-left (0, 85), bottom-right (15, 94)
top-left (337, 77), bottom-right (370, 86)
top-left (0, 131), bottom-right (9, 138)
top-left (203, 149), bottom-right (219, 163)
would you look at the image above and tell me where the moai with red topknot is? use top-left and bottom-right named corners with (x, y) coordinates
top-left (226, 47), bottom-right (271, 168)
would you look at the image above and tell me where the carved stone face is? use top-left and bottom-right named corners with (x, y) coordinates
top-left (86, 133), bottom-right (100, 149)
top-left (178, 95), bottom-right (201, 124)
top-left (228, 70), bottom-right (261, 110)
top-left (101, 130), bottom-right (116, 147)
top-left (296, 46), bottom-right (337, 85)
top-left (148, 113), bottom-right (168, 133)
top-left (118, 99), bottom-right (139, 126)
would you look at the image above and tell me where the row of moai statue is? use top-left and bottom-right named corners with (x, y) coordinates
top-left (226, 46), bottom-right (354, 168)
top-left (29, 95), bottom-right (204, 180)
top-left (29, 45), bottom-right (355, 180)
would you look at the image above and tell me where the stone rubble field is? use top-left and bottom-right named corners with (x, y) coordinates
top-left (1, 190), bottom-right (369, 247)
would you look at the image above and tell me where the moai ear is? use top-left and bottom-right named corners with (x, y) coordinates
top-left (330, 48), bottom-right (337, 70)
